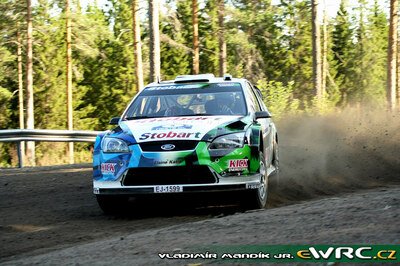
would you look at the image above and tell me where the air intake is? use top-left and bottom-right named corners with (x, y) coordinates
top-left (223, 74), bottom-right (232, 81)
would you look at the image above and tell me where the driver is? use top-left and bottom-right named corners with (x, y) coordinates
top-left (205, 93), bottom-right (234, 115)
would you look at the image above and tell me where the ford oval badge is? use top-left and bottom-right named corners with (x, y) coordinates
top-left (161, 144), bottom-right (175, 151)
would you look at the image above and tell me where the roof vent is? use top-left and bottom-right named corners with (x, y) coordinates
top-left (223, 74), bottom-right (232, 81)
top-left (174, 74), bottom-right (215, 83)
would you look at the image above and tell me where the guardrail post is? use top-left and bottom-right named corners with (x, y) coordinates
top-left (17, 141), bottom-right (24, 168)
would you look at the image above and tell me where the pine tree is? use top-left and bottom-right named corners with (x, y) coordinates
top-left (332, 0), bottom-right (354, 105)
top-left (160, 1), bottom-right (191, 80)
top-left (149, 0), bottom-right (161, 81)
top-left (226, 0), bottom-right (285, 82)
top-left (217, 0), bottom-right (226, 76)
top-left (66, 0), bottom-right (74, 163)
top-left (192, 0), bottom-right (200, 74)
top-left (77, 1), bottom-right (134, 128)
top-left (387, 0), bottom-right (398, 109)
top-left (132, 0), bottom-right (144, 91)
top-left (311, 0), bottom-right (322, 99)
top-left (281, 0), bottom-right (314, 102)
top-left (352, 0), bottom-right (388, 105)
top-left (26, 0), bottom-right (35, 165)
top-left (199, 0), bottom-right (219, 75)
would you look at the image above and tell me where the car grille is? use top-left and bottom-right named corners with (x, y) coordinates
top-left (139, 140), bottom-right (199, 152)
top-left (122, 166), bottom-right (217, 186)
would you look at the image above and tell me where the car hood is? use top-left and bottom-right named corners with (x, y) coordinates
top-left (117, 115), bottom-right (248, 144)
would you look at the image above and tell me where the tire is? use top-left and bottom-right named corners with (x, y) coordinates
top-left (272, 137), bottom-right (279, 172)
top-left (243, 151), bottom-right (268, 209)
top-left (270, 137), bottom-right (280, 191)
top-left (96, 195), bottom-right (130, 215)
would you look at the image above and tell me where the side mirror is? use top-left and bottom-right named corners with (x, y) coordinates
top-left (109, 117), bottom-right (120, 125)
top-left (255, 111), bottom-right (271, 119)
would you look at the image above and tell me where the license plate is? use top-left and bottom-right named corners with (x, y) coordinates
top-left (154, 185), bottom-right (183, 193)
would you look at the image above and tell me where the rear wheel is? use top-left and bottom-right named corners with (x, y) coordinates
top-left (96, 195), bottom-right (129, 215)
top-left (243, 152), bottom-right (268, 209)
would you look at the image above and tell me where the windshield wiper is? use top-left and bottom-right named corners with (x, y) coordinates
top-left (182, 113), bottom-right (216, 116)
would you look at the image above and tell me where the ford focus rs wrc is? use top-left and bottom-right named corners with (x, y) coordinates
top-left (93, 74), bottom-right (279, 213)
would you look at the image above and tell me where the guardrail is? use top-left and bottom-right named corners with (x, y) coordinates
top-left (0, 129), bottom-right (103, 168)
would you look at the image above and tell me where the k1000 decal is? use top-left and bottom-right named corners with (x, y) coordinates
top-left (121, 116), bottom-right (241, 143)
top-left (228, 159), bottom-right (248, 171)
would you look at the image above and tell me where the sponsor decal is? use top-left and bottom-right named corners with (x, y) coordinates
top-left (122, 115), bottom-right (241, 143)
top-left (246, 183), bottom-right (260, 189)
top-left (139, 131), bottom-right (201, 140)
top-left (217, 83), bottom-right (240, 87)
top-left (152, 124), bottom-right (192, 130)
top-left (101, 163), bottom-right (117, 174)
top-left (228, 159), bottom-right (248, 171)
top-left (146, 84), bottom-right (207, 91)
top-left (135, 116), bottom-right (222, 124)
top-left (154, 159), bottom-right (183, 165)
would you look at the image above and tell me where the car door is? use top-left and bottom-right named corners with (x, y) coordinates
top-left (245, 82), bottom-right (273, 165)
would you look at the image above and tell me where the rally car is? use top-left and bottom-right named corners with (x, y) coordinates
top-left (93, 74), bottom-right (279, 214)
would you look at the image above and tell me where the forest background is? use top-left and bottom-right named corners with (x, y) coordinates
top-left (0, 0), bottom-right (397, 166)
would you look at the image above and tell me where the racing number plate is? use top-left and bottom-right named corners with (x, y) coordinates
top-left (154, 185), bottom-right (183, 193)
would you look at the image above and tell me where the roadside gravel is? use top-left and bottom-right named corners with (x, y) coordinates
top-left (3, 185), bottom-right (399, 265)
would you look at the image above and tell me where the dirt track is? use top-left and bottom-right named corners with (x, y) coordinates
top-left (0, 110), bottom-right (399, 264)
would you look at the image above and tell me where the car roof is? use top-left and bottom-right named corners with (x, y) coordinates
top-left (145, 74), bottom-right (246, 87)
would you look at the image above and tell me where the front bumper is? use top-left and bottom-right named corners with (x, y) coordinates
top-left (93, 173), bottom-right (262, 195)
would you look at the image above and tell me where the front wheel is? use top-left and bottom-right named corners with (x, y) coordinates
top-left (243, 152), bottom-right (268, 209)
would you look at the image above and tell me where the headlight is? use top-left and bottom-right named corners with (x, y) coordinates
top-left (209, 132), bottom-right (245, 150)
top-left (101, 137), bottom-right (129, 153)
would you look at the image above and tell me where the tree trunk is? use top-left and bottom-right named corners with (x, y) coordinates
top-left (321, 6), bottom-right (328, 98)
top-left (192, 0), bottom-right (199, 74)
top-left (132, 0), bottom-right (144, 91)
top-left (387, 0), bottom-right (398, 110)
top-left (17, 26), bottom-right (25, 166)
top-left (217, 0), bottom-right (226, 77)
top-left (149, 0), bottom-right (160, 82)
top-left (397, 27), bottom-right (400, 104)
top-left (312, 0), bottom-right (322, 100)
top-left (26, 0), bottom-right (35, 166)
top-left (66, 0), bottom-right (74, 164)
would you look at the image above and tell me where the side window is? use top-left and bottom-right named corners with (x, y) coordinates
top-left (251, 86), bottom-right (266, 111)
top-left (245, 82), bottom-right (261, 112)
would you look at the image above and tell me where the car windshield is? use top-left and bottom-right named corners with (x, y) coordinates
top-left (123, 83), bottom-right (247, 119)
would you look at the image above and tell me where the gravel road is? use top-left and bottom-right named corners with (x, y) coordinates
top-left (1, 182), bottom-right (399, 265)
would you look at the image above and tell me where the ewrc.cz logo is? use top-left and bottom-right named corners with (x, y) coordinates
top-left (297, 247), bottom-right (397, 261)
top-left (139, 131), bottom-right (201, 140)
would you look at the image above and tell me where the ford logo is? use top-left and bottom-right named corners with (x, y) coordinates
top-left (161, 144), bottom-right (175, 151)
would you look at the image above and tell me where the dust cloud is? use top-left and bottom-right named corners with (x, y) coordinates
top-left (268, 108), bottom-right (400, 206)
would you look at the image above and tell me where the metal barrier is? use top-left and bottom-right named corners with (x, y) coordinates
top-left (0, 129), bottom-right (103, 168)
